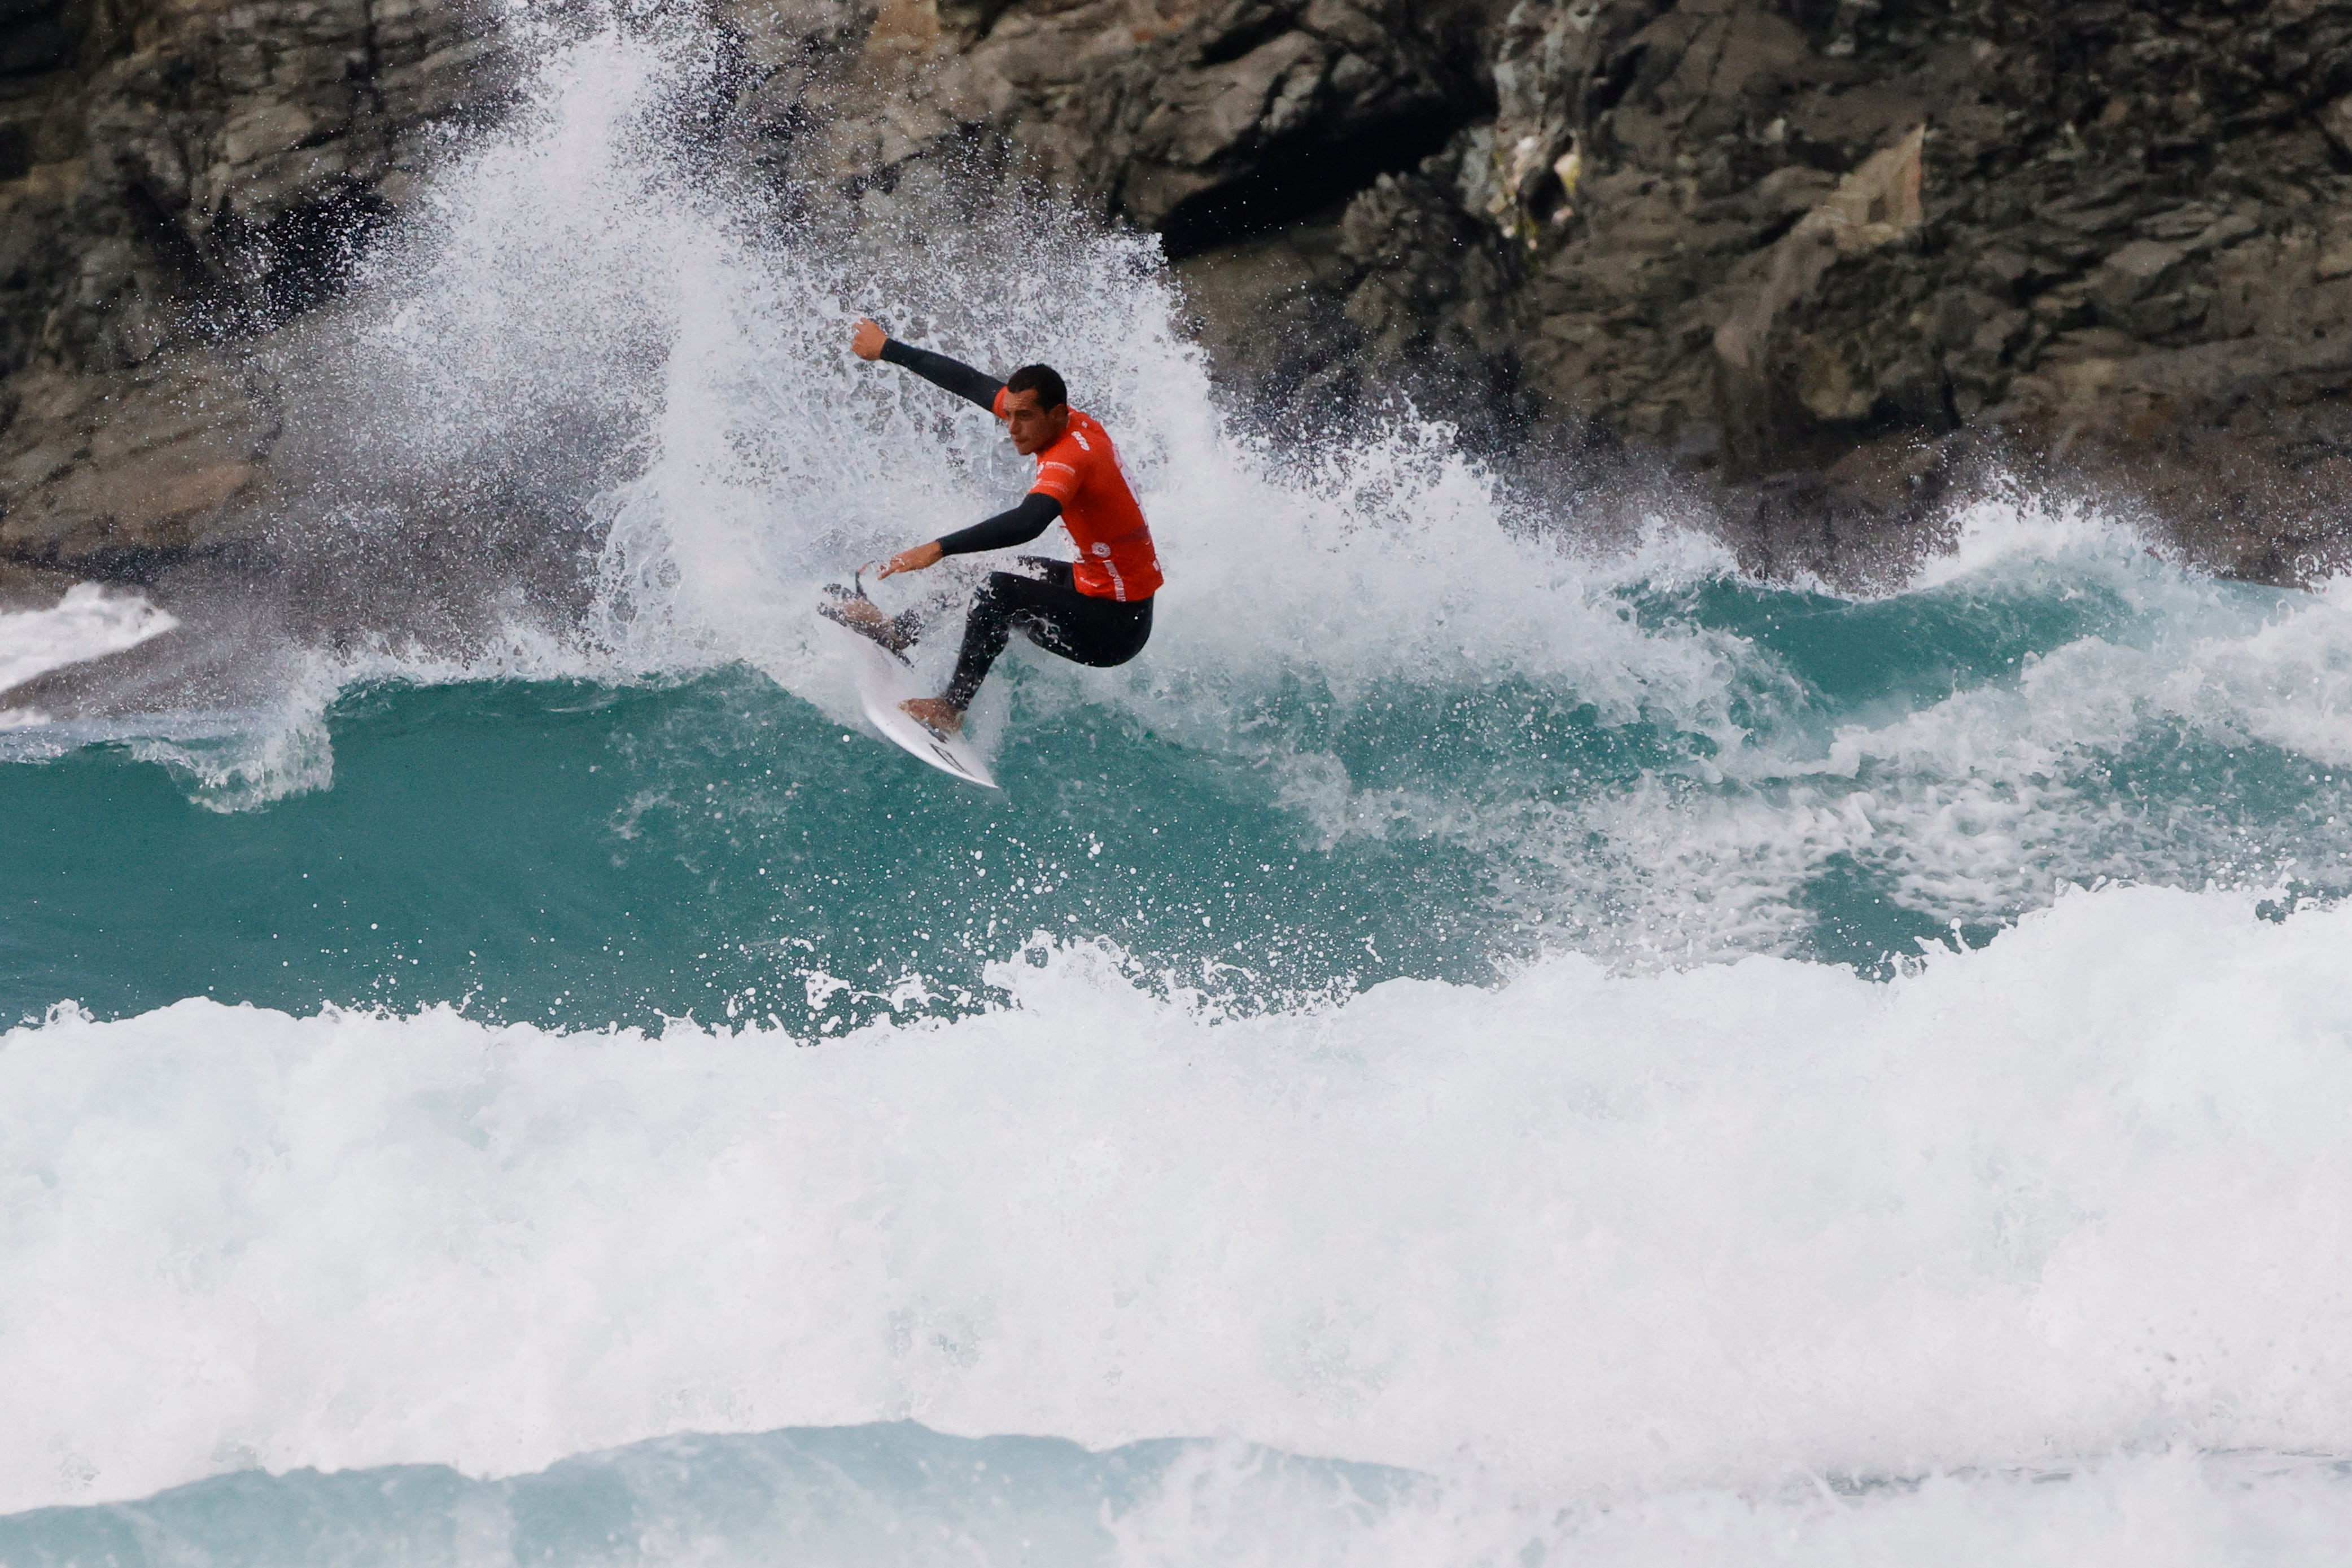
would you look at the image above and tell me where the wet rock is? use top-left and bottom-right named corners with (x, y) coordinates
top-left (1393, 0), bottom-right (2352, 577)
top-left (0, 0), bottom-right (510, 575)
top-left (1061, 0), bottom-right (1494, 255)
top-left (1722, 430), bottom-right (1962, 588)
top-left (18, 0), bottom-right (2352, 585)
top-left (0, 356), bottom-right (277, 574)
top-left (1710, 126), bottom-right (1928, 469)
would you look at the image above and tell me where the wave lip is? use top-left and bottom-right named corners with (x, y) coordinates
top-left (0, 584), bottom-right (176, 707)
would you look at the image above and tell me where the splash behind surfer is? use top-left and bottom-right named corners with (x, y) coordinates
top-left (823, 318), bottom-right (1162, 735)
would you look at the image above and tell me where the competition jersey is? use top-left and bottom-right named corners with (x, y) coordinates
top-left (991, 389), bottom-right (1164, 602)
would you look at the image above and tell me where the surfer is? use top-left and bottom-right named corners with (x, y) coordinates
top-left (823, 318), bottom-right (1162, 735)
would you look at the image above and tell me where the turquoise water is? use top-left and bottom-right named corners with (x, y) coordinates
top-left (0, 1423), bottom-right (1422, 1568)
top-left (0, 669), bottom-right (1525, 1032)
top-left (5, 562), bottom-right (2343, 1032)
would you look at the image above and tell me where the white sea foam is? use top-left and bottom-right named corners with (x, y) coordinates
top-left (6, 884), bottom-right (2350, 1519)
top-left (1901, 490), bottom-right (2143, 593)
top-left (0, 583), bottom-right (176, 697)
top-left (1109, 1446), bottom-right (2352, 1568)
top-left (1204, 541), bottom-right (2352, 958)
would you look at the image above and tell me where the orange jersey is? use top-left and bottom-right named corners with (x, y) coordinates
top-left (992, 389), bottom-right (1164, 601)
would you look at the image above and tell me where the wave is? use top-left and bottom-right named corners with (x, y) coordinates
top-left (6, 884), bottom-right (2351, 1517)
top-left (7, 1421), bottom-right (2352, 1567)
top-left (0, 585), bottom-right (177, 720)
top-left (7, 20), bottom-right (2347, 982)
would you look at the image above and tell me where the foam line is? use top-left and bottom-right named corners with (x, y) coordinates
top-left (5, 886), bottom-right (2351, 1513)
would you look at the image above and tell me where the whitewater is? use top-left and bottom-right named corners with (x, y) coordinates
top-left (6, 15), bottom-right (2352, 1566)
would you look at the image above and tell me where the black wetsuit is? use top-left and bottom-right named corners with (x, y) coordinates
top-left (880, 339), bottom-right (1155, 711)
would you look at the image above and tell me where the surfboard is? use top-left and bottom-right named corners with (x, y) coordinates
top-left (824, 619), bottom-right (999, 790)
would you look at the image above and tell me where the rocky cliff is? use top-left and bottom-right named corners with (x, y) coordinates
top-left (11, 0), bottom-right (2352, 588)
top-left (0, 0), bottom-right (504, 581)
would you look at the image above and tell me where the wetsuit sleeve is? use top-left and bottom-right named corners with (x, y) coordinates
top-left (879, 339), bottom-right (1005, 413)
top-left (935, 492), bottom-right (1063, 557)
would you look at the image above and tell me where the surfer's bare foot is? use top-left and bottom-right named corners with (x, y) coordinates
top-left (819, 590), bottom-right (917, 654)
top-left (901, 697), bottom-right (964, 736)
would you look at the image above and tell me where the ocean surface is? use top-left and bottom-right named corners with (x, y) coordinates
top-left (6, 16), bottom-right (2352, 1566)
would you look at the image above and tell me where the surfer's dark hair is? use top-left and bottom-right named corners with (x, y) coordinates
top-left (1005, 363), bottom-right (1067, 409)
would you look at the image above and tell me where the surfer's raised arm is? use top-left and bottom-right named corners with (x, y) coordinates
top-left (849, 318), bottom-right (1003, 412)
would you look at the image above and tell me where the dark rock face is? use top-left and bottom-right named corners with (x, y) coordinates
top-left (1061, 0), bottom-right (1494, 256)
top-left (1456, 0), bottom-right (2352, 579)
top-left (0, 0), bottom-right (506, 569)
top-left (12, 0), bottom-right (2352, 585)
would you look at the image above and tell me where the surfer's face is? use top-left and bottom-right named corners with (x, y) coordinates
top-left (1003, 388), bottom-right (1069, 455)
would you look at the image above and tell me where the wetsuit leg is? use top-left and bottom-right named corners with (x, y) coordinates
top-left (943, 563), bottom-right (1153, 711)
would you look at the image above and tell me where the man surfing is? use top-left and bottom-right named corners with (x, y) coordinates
top-left (821, 318), bottom-right (1163, 736)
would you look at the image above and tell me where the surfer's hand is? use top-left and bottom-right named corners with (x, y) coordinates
top-left (850, 318), bottom-right (888, 361)
top-left (877, 541), bottom-right (943, 577)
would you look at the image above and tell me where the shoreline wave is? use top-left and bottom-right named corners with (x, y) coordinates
top-left (7, 884), bottom-right (2351, 1517)
top-left (9, 1420), bottom-right (2352, 1568)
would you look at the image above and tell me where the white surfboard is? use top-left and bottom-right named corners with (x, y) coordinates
top-left (824, 619), bottom-right (999, 790)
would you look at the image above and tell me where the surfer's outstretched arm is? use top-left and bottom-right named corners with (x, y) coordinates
top-left (937, 494), bottom-right (1061, 556)
top-left (850, 318), bottom-right (1003, 412)
top-left (876, 495), bottom-right (1062, 579)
